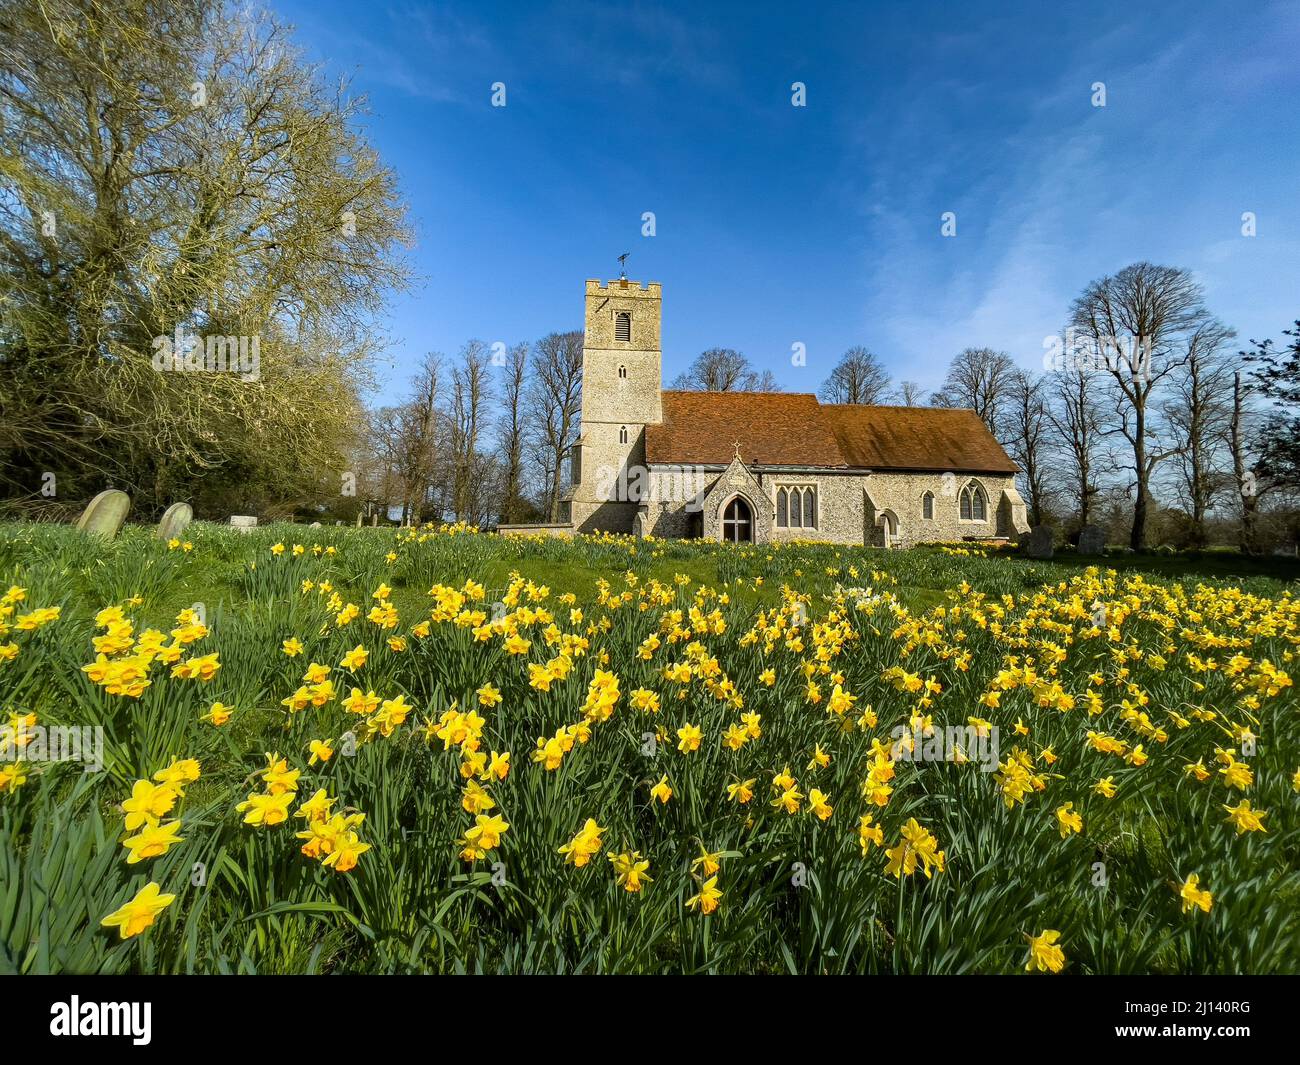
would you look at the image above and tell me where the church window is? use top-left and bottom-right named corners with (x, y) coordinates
top-left (922, 491), bottom-right (934, 520)
top-left (776, 485), bottom-right (817, 529)
top-left (618, 364), bottom-right (627, 379)
top-left (959, 482), bottom-right (987, 521)
top-left (615, 311), bottom-right (631, 342)
top-left (619, 425), bottom-right (629, 444)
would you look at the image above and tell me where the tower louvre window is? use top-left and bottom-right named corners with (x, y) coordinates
top-left (615, 311), bottom-right (631, 342)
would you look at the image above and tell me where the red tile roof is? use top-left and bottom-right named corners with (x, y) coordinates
top-left (645, 391), bottom-right (846, 467)
top-left (821, 404), bottom-right (1019, 473)
top-left (643, 392), bottom-right (1019, 473)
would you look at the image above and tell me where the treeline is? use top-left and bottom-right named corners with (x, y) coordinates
top-left (351, 334), bottom-right (583, 528)
top-left (833, 262), bottom-right (1300, 553)
top-left (363, 261), bottom-right (1298, 553)
top-left (2, 5), bottom-right (1293, 550)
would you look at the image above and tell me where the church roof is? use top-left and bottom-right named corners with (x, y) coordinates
top-left (646, 391), bottom-right (847, 467)
top-left (644, 391), bottom-right (1019, 473)
top-left (821, 404), bottom-right (1020, 473)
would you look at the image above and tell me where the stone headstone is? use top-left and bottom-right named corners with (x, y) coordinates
top-left (157, 502), bottom-right (193, 540)
top-left (1077, 525), bottom-right (1105, 556)
top-left (355, 512), bottom-right (362, 527)
top-left (309, 521), bottom-right (321, 528)
top-left (230, 515), bottom-right (257, 533)
top-left (76, 490), bottom-right (130, 539)
top-left (1025, 525), bottom-right (1054, 559)
top-left (370, 513), bottom-right (378, 527)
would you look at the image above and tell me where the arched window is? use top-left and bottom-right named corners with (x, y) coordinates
top-left (615, 311), bottom-right (631, 342)
top-left (618, 364), bottom-right (627, 379)
top-left (922, 491), bottom-right (934, 520)
top-left (619, 425), bottom-right (629, 444)
top-left (959, 482), bottom-right (987, 521)
top-left (776, 486), bottom-right (817, 529)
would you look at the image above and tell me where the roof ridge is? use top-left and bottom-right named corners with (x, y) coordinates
top-left (822, 403), bottom-right (976, 413)
top-left (661, 389), bottom-right (819, 398)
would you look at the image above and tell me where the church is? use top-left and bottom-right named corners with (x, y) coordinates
top-left (554, 277), bottom-right (1029, 548)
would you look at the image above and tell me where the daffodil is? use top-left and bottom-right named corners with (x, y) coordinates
top-left (122, 820), bottom-right (184, 863)
top-left (101, 882), bottom-right (176, 939)
top-left (1025, 929), bottom-right (1065, 973)
top-left (609, 851), bottom-right (651, 892)
top-left (686, 875), bottom-right (722, 915)
top-left (1178, 874), bottom-right (1213, 915)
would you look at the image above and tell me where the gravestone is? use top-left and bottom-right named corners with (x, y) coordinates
top-left (157, 502), bottom-right (193, 540)
top-left (76, 490), bottom-right (130, 539)
top-left (309, 522), bottom-right (322, 528)
top-left (230, 515), bottom-right (257, 533)
top-left (1025, 525), bottom-right (1054, 559)
top-left (1076, 525), bottom-right (1105, 556)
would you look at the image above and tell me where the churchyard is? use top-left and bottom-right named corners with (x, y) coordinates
top-left (1, 515), bottom-right (1295, 973)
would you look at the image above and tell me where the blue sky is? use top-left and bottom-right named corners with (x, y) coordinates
top-left (277, 0), bottom-right (1300, 404)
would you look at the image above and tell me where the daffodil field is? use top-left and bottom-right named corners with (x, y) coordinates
top-left (1, 523), bottom-right (1296, 974)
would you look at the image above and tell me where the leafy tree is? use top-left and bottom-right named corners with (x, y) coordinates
top-left (1243, 321), bottom-right (1300, 490)
top-left (0, 0), bottom-right (410, 516)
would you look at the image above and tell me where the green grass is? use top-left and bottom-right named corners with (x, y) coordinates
top-left (0, 521), bottom-right (1296, 974)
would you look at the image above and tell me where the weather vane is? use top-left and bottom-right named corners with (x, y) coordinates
top-left (618, 252), bottom-right (629, 279)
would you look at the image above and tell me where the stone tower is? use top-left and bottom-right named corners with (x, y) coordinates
top-left (567, 278), bottom-right (663, 533)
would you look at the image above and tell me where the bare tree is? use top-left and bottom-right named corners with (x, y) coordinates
top-left (1002, 370), bottom-right (1051, 527)
top-left (1230, 372), bottom-right (1261, 553)
top-left (818, 346), bottom-right (891, 404)
top-left (1163, 319), bottom-right (1236, 546)
top-left (527, 331), bottom-right (583, 521)
top-left (450, 340), bottom-right (493, 522)
top-left (1068, 262), bottom-right (1211, 549)
top-left (931, 348), bottom-right (1016, 431)
top-left (670, 348), bottom-right (780, 392)
top-left (890, 380), bottom-right (928, 407)
top-left (398, 353), bottom-right (442, 523)
top-left (496, 342), bottom-right (530, 524)
top-left (1047, 364), bottom-right (1105, 527)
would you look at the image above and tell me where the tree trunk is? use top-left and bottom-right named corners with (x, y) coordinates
top-left (1231, 373), bottom-right (1259, 553)
top-left (1131, 409), bottom-right (1149, 550)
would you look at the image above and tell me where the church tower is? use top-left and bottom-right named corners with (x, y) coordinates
top-left (567, 278), bottom-right (663, 533)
